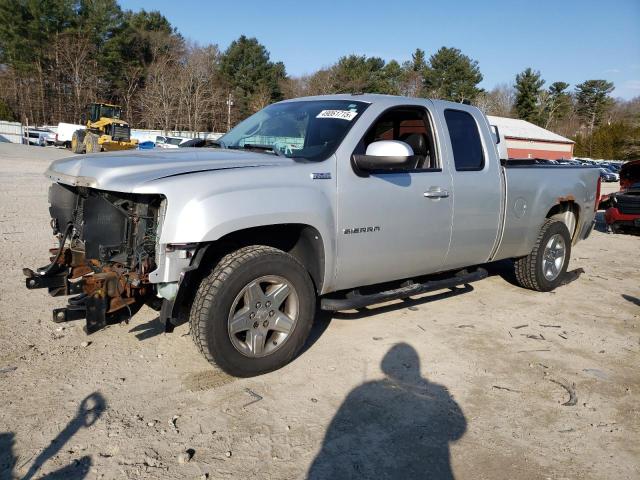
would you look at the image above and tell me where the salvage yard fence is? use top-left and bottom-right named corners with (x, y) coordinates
top-left (0, 120), bottom-right (224, 146)
top-left (0, 120), bottom-right (23, 144)
top-left (130, 129), bottom-right (223, 143)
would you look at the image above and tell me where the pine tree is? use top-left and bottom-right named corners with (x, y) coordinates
top-left (423, 47), bottom-right (483, 102)
top-left (574, 80), bottom-right (615, 156)
top-left (539, 81), bottom-right (571, 128)
top-left (575, 80), bottom-right (615, 132)
top-left (514, 68), bottom-right (545, 123)
top-left (219, 35), bottom-right (287, 118)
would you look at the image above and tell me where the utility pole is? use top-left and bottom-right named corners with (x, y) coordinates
top-left (226, 93), bottom-right (233, 132)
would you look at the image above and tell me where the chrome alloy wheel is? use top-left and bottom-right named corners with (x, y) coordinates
top-left (542, 234), bottom-right (566, 281)
top-left (227, 275), bottom-right (299, 358)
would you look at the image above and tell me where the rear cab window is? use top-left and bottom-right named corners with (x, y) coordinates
top-left (444, 109), bottom-right (484, 171)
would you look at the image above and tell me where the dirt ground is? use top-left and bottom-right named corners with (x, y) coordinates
top-left (0, 143), bottom-right (638, 480)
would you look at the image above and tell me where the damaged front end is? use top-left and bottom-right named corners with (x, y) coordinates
top-left (24, 183), bottom-right (165, 333)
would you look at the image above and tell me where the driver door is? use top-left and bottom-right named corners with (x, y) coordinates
top-left (334, 104), bottom-right (453, 291)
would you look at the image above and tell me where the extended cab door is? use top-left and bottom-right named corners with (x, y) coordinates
top-left (432, 105), bottom-right (504, 269)
top-left (333, 103), bottom-right (454, 291)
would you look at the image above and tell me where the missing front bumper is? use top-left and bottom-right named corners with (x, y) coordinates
top-left (24, 262), bottom-right (142, 334)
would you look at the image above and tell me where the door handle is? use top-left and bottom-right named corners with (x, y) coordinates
top-left (424, 188), bottom-right (450, 199)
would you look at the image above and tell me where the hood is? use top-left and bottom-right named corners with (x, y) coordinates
top-left (45, 148), bottom-right (293, 191)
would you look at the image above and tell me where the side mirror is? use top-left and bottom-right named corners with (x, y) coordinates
top-left (80, 113), bottom-right (87, 124)
top-left (352, 140), bottom-right (417, 173)
top-left (491, 125), bottom-right (500, 144)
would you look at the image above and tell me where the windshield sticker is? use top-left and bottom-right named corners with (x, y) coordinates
top-left (316, 110), bottom-right (358, 121)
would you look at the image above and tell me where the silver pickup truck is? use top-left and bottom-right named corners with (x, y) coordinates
top-left (25, 94), bottom-right (600, 376)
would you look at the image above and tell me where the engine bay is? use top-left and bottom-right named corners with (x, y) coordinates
top-left (24, 183), bottom-right (164, 332)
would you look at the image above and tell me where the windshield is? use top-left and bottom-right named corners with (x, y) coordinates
top-left (100, 105), bottom-right (121, 119)
top-left (217, 100), bottom-right (369, 160)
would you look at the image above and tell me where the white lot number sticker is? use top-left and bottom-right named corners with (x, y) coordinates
top-left (316, 110), bottom-right (358, 121)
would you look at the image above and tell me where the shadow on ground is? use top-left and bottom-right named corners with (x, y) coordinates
top-left (129, 315), bottom-right (165, 341)
top-left (622, 294), bottom-right (640, 307)
top-left (485, 259), bottom-right (584, 288)
top-left (297, 285), bottom-right (473, 357)
top-left (308, 343), bottom-right (466, 479)
top-left (328, 284), bottom-right (474, 321)
top-left (0, 392), bottom-right (106, 480)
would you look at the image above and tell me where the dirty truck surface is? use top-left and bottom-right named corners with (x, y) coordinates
top-left (1, 144), bottom-right (639, 479)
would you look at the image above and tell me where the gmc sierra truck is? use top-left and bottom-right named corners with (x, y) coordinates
top-left (24, 94), bottom-right (600, 377)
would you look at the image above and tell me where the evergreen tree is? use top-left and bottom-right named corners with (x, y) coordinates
top-left (514, 68), bottom-right (544, 123)
top-left (423, 47), bottom-right (483, 102)
top-left (410, 48), bottom-right (427, 72)
top-left (0, 98), bottom-right (16, 121)
top-left (219, 35), bottom-right (286, 118)
top-left (381, 60), bottom-right (404, 95)
top-left (574, 79), bottom-right (615, 156)
top-left (539, 81), bottom-right (571, 128)
top-left (575, 80), bottom-right (615, 132)
top-left (399, 48), bottom-right (428, 97)
top-left (327, 54), bottom-right (390, 94)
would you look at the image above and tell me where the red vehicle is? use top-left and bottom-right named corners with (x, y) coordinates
top-left (605, 160), bottom-right (640, 233)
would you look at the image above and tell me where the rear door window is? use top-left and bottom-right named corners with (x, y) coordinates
top-left (444, 110), bottom-right (484, 171)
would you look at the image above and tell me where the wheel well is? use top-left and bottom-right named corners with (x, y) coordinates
top-left (546, 201), bottom-right (579, 241)
top-left (193, 224), bottom-right (325, 293)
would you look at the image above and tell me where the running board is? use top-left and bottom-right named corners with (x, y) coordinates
top-left (320, 267), bottom-right (488, 311)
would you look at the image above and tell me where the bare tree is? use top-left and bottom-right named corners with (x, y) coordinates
top-left (248, 83), bottom-right (272, 114)
top-left (119, 64), bottom-right (144, 124)
top-left (176, 45), bottom-right (221, 134)
top-left (281, 76), bottom-right (310, 99)
top-left (139, 53), bottom-right (179, 131)
top-left (54, 33), bottom-right (101, 122)
top-left (475, 84), bottom-right (515, 117)
top-left (305, 69), bottom-right (338, 96)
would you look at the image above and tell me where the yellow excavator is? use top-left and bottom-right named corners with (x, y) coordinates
top-left (71, 103), bottom-right (138, 154)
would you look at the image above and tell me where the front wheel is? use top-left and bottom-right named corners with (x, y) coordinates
top-left (514, 219), bottom-right (572, 292)
top-left (85, 133), bottom-right (100, 153)
top-left (189, 245), bottom-right (316, 377)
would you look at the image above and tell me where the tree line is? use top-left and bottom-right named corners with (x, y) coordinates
top-left (0, 0), bottom-right (638, 159)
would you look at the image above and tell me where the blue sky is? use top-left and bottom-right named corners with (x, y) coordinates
top-left (121, 0), bottom-right (640, 99)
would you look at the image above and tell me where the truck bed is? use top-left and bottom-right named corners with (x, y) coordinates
top-left (495, 164), bottom-right (600, 260)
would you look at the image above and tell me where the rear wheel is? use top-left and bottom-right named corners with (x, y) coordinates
top-left (189, 245), bottom-right (316, 377)
top-left (514, 219), bottom-right (571, 292)
top-left (71, 130), bottom-right (86, 154)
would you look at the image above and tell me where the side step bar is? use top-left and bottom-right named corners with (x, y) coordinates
top-left (320, 267), bottom-right (488, 311)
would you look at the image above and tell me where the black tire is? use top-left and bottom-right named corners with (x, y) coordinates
top-left (71, 130), bottom-right (86, 154)
top-left (190, 245), bottom-right (316, 377)
top-left (514, 219), bottom-right (572, 292)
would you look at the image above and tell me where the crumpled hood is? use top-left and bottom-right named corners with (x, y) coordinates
top-left (45, 147), bottom-right (293, 191)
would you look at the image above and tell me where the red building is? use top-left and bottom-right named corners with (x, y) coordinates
top-left (487, 115), bottom-right (574, 160)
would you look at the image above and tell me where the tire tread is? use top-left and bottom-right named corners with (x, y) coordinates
top-left (189, 245), bottom-right (311, 371)
top-left (514, 219), bottom-right (566, 292)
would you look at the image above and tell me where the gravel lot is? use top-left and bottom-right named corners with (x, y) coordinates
top-left (1, 143), bottom-right (638, 479)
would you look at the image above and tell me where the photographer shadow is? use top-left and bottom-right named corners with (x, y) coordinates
top-left (308, 343), bottom-right (466, 480)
